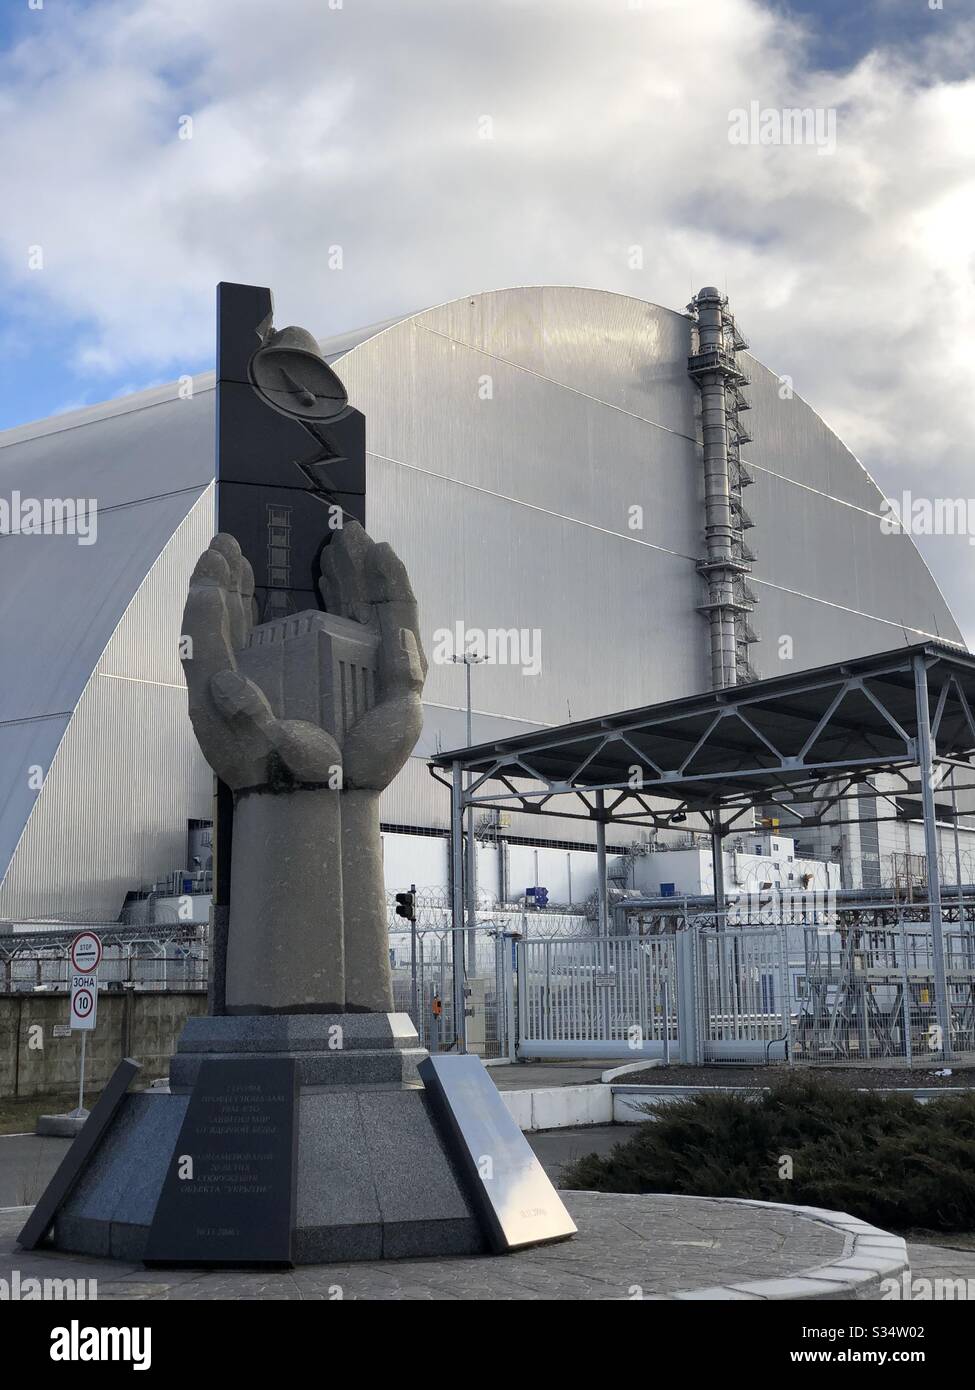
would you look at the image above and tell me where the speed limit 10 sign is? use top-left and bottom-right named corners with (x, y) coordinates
top-left (70, 974), bottom-right (98, 1030)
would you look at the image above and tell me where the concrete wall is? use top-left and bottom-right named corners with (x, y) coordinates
top-left (0, 992), bottom-right (207, 1100)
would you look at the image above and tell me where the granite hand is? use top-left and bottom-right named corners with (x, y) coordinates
top-left (181, 533), bottom-right (342, 790)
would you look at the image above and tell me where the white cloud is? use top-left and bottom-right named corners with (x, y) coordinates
top-left (2, 0), bottom-right (974, 637)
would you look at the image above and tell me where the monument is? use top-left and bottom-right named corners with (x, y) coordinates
top-left (20, 285), bottom-right (575, 1266)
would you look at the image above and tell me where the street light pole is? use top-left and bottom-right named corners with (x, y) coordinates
top-left (466, 658), bottom-right (473, 747)
top-left (452, 649), bottom-right (486, 984)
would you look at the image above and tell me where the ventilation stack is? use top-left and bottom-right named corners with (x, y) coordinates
top-left (687, 287), bottom-right (759, 688)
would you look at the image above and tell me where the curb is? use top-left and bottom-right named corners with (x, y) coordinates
top-left (35, 1114), bottom-right (87, 1138)
top-left (600, 1059), bottom-right (662, 1083)
top-left (501, 1083), bottom-right (612, 1132)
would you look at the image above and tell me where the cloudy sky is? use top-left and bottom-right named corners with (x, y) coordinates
top-left (1, 0), bottom-right (974, 639)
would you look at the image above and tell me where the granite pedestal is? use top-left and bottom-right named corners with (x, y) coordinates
top-left (46, 1014), bottom-right (484, 1265)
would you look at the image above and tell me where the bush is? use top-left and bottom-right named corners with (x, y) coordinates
top-left (560, 1076), bottom-right (975, 1232)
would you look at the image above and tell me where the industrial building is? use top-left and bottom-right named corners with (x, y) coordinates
top-left (0, 285), bottom-right (969, 928)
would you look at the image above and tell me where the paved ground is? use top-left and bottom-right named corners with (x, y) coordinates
top-left (3, 1124), bottom-right (972, 1298)
top-left (0, 1133), bottom-right (68, 1208)
top-left (906, 1242), bottom-right (975, 1291)
top-left (0, 1193), bottom-right (862, 1300)
top-left (487, 1062), bottom-right (608, 1090)
top-left (529, 1124), bottom-right (623, 1179)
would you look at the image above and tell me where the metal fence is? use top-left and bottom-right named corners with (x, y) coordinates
top-left (513, 917), bottom-right (971, 1066)
top-left (0, 936), bottom-right (208, 993)
top-left (796, 919), bottom-right (975, 1064)
top-left (5, 909), bottom-right (972, 1068)
top-left (389, 923), bottom-right (517, 1059)
top-left (517, 934), bottom-right (677, 1060)
top-left (384, 891), bottom-right (595, 1060)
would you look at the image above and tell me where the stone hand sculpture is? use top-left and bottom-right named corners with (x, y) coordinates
top-left (181, 521), bottom-right (427, 1014)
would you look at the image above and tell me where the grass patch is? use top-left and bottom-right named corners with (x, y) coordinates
top-left (0, 1092), bottom-right (80, 1136)
top-left (561, 1076), bottom-right (975, 1233)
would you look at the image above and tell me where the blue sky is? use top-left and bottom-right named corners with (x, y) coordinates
top-left (779, 0), bottom-right (963, 72)
top-left (0, 0), bottom-right (969, 427)
top-left (1, 0), bottom-right (969, 428)
top-left (0, 0), bottom-right (973, 639)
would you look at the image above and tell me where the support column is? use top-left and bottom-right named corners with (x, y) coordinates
top-left (676, 925), bottom-right (701, 1065)
top-left (711, 813), bottom-right (730, 1017)
top-left (504, 936), bottom-right (517, 1063)
top-left (711, 818), bottom-right (726, 929)
top-left (450, 761), bottom-right (467, 1053)
top-left (951, 768), bottom-right (965, 911)
top-left (913, 655), bottom-right (952, 1058)
top-left (465, 814), bottom-right (478, 980)
top-left (595, 790), bottom-right (611, 1039)
top-left (595, 791), bottom-right (609, 938)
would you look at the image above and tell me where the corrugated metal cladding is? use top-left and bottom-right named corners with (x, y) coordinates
top-left (0, 491), bottom-right (215, 921)
top-left (0, 286), bottom-right (965, 917)
top-left (0, 383), bottom-right (215, 919)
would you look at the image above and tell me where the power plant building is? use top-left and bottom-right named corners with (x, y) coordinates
top-left (0, 286), bottom-right (966, 925)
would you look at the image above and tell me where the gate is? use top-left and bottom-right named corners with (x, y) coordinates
top-left (517, 934), bottom-right (677, 1060)
top-left (514, 927), bottom-right (788, 1063)
top-left (695, 925), bottom-right (790, 1062)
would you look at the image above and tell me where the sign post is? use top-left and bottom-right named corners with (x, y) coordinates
top-left (68, 932), bottom-right (102, 1118)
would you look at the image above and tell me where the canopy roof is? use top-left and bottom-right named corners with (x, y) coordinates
top-left (430, 641), bottom-right (975, 830)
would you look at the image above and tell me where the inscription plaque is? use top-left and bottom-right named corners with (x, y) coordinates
top-left (144, 1057), bottom-right (298, 1267)
top-left (418, 1054), bottom-right (577, 1253)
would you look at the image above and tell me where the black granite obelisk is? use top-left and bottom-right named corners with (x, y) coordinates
top-left (211, 284), bottom-right (367, 1008)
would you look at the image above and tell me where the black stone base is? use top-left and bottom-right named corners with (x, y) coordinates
top-left (39, 1015), bottom-right (484, 1266)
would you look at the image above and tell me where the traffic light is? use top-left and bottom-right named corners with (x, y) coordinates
top-left (395, 889), bottom-right (416, 922)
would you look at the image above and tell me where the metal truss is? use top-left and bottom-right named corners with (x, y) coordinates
top-left (430, 644), bottom-right (975, 831)
top-left (430, 642), bottom-right (975, 1056)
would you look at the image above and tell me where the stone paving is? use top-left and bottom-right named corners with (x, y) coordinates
top-left (0, 1133), bottom-right (67, 1209)
top-left (1, 1192), bottom-right (895, 1300)
top-left (904, 1242), bottom-right (975, 1289)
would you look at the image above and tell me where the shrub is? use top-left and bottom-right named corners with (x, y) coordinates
top-left (560, 1076), bottom-right (975, 1231)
